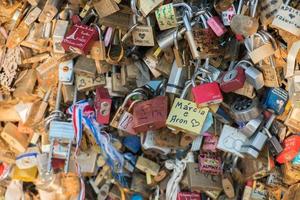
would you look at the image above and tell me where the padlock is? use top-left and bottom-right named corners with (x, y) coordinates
top-left (132, 95), bottom-right (168, 133)
top-left (231, 96), bottom-right (262, 122)
top-left (61, 14), bottom-right (98, 55)
top-left (142, 130), bottom-right (171, 155)
top-left (220, 64), bottom-right (246, 93)
top-left (202, 134), bottom-right (219, 152)
top-left (110, 92), bottom-right (146, 129)
top-left (177, 192), bottom-right (201, 200)
top-left (118, 100), bottom-right (141, 135)
top-left (217, 125), bottom-right (247, 157)
top-left (166, 60), bottom-right (188, 96)
top-left (74, 56), bottom-right (97, 78)
top-left (76, 74), bottom-right (106, 92)
top-left (272, 0), bottom-right (300, 36)
top-left (137, 0), bottom-right (163, 17)
top-left (58, 59), bottom-right (74, 85)
top-left (132, 16), bottom-right (155, 47)
top-left (276, 135), bottom-right (300, 164)
top-left (136, 156), bottom-right (160, 184)
top-left (240, 115), bottom-right (264, 138)
top-left (95, 87), bottom-right (112, 125)
top-left (186, 162), bottom-right (222, 192)
top-left (153, 128), bottom-right (181, 148)
top-left (90, 24), bottom-right (106, 66)
top-left (38, 0), bottom-right (62, 23)
top-left (204, 11), bottom-right (227, 37)
top-left (13, 69), bottom-right (37, 99)
top-left (263, 87), bottom-right (289, 115)
top-left (198, 152), bottom-right (222, 175)
top-left (52, 19), bottom-right (69, 54)
top-left (93, 0), bottom-right (120, 18)
top-left (89, 165), bottom-right (111, 194)
top-left (236, 60), bottom-right (265, 90)
top-left (0, 123), bottom-right (29, 154)
top-left (191, 72), bottom-right (223, 107)
top-left (166, 80), bottom-right (209, 136)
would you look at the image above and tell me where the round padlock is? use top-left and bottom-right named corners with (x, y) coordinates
top-left (230, 97), bottom-right (262, 122)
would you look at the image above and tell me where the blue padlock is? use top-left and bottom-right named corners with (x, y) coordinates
top-left (131, 193), bottom-right (143, 200)
top-left (123, 135), bottom-right (141, 154)
top-left (263, 88), bottom-right (288, 115)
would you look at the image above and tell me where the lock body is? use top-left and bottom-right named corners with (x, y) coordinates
top-left (59, 60), bottom-right (74, 85)
top-left (52, 20), bottom-right (69, 53)
top-left (231, 97), bottom-right (262, 122)
top-left (220, 67), bottom-right (246, 93)
top-left (241, 131), bottom-right (268, 158)
top-left (62, 23), bottom-right (98, 55)
top-left (207, 16), bottom-right (227, 37)
top-left (95, 87), bottom-right (112, 125)
top-left (177, 192), bottom-right (201, 200)
top-left (263, 87), bottom-right (289, 115)
top-left (166, 61), bottom-right (188, 96)
top-left (133, 96), bottom-right (168, 132)
top-left (192, 82), bottom-right (223, 107)
top-left (245, 67), bottom-right (264, 90)
top-left (198, 152), bottom-right (222, 175)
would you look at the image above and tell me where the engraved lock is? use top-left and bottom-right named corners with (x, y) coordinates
top-left (272, 0), bottom-right (300, 36)
top-left (52, 20), bottom-right (69, 54)
top-left (204, 11), bottom-right (227, 37)
top-left (59, 59), bottom-right (74, 85)
top-left (217, 125), bottom-right (247, 157)
top-left (93, 0), bottom-right (120, 18)
top-left (132, 95), bottom-right (168, 133)
top-left (166, 80), bottom-right (209, 136)
top-left (191, 72), bottom-right (223, 107)
top-left (118, 100), bottom-right (141, 135)
top-left (76, 74), bottom-right (106, 92)
top-left (95, 87), bottom-right (112, 125)
top-left (230, 96), bottom-right (262, 122)
top-left (61, 14), bottom-right (98, 55)
top-left (263, 87), bottom-right (289, 115)
top-left (38, 0), bottom-right (62, 23)
top-left (220, 63), bottom-right (246, 93)
top-left (110, 91), bottom-right (146, 129)
top-left (177, 192), bottom-right (201, 200)
top-left (132, 16), bottom-right (155, 47)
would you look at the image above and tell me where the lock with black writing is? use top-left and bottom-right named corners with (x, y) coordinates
top-left (166, 80), bottom-right (209, 136)
top-left (262, 87), bottom-right (289, 115)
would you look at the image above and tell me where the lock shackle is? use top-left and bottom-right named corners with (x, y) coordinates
top-left (156, 79), bottom-right (167, 96)
top-left (127, 99), bottom-right (143, 113)
top-left (285, 0), bottom-right (291, 5)
top-left (130, 0), bottom-right (142, 18)
top-left (121, 92), bottom-right (146, 108)
top-left (173, 2), bottom-right (193, 20)
top-left (91, 23), bottom-right (103, 40)
top-left (191, 71), bottom-right (212, 87)
top-left (173, 29), bottom-right (179, 50)
top-left (180, 80), bottom-right (193, 99)
top-left (235, 60), bottom-right (253, 70)
top-left (249, 0), bottom-right (258, 18)
top-left (257, 30), bottom-right (278, 50)
top-left (199, 14), bottom-right (208, 29)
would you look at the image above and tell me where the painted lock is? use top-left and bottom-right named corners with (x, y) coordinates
top-left (132, 96), bottom-right (168, 133)
top-left (61, 17), bottom-right (98, 55)
top-left (191, 72), bottom-right (223, 107)
top-left (220, 67), bottom-right (246, 93)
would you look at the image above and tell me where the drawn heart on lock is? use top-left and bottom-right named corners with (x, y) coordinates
top-left (191, 119), bottom-right (200, 127)
top-left (289, 13), bottom-right (295, 19)
top-left (139, 33), bottom-right (146, 39)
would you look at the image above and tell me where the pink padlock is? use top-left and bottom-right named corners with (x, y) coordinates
top-left (205, 12), bottom-right (227, 37)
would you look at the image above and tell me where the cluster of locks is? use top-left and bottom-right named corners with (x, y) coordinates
top-left (2, 0), bottom-right (300, 199)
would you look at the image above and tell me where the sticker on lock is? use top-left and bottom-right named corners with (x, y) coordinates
top-left (166, 98), bottom-right (209, 135)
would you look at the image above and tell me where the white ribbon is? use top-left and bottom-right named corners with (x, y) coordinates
top-left (165, 152), bottom-right (194, 200)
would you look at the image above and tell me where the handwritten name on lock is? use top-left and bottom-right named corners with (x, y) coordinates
top-left (272, 4), bottom-right (300, 36)
top-left (166, 98), bottom-right (209, 135)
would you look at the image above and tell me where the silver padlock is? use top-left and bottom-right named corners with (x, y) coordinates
top-left (240, 115), bottom-right (264, 138)
top-left (230, 96), bottom-right (262, 122)
top-left (166, 60), bottom-right (188, 96)
top-left (236, 60), bottom-right (264, 90)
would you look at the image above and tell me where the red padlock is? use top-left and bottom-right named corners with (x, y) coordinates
top-left (220, 66), bottom-right (246, 93)
top-left (276, 135), bottom-right (300, 164)
top-left (191, 72), bottom-right (223, 107)
top-left (132, 96), bottom-right (168, 133)
top-left (61, 16), bottom-right (98, 55)
top-left (95, 87), bottom-right (112, 125)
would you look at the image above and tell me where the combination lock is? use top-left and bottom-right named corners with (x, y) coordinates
top-left (231, 97), bottom-right (262, 122)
